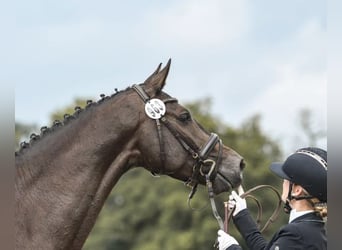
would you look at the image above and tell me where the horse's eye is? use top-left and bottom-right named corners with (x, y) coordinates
top-left (178, 112), bottom-right (192, 122)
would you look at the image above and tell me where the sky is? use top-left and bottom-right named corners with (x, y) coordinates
top-left (8, 0), bottom-right (327, 155)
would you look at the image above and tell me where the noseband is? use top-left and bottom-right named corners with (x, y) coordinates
top-left (132, 84), bottom-right (222, 191)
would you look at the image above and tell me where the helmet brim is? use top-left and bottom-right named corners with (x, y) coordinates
top-left (270, 162), bottom-right (289, 179)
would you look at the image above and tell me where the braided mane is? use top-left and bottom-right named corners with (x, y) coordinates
top-left (15, 87), bottom-right (129, 156)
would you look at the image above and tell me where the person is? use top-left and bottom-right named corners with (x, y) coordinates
top-left (217, 147), bottom-right (327, 250)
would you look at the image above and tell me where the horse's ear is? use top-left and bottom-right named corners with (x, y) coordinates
top-left (144, 58), bottom-right (171, 95)
top-left (144, 63), bottom-right (162, 83)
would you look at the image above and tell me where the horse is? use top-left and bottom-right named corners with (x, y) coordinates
top-left (15, 59), bottom-right (245, 250)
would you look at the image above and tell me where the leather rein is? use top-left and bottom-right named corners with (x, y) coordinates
top-left (224, 185), bottom-right (283, 233)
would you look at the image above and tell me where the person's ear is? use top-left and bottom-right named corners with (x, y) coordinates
top-left (291, 184), bottom-right (303, 196)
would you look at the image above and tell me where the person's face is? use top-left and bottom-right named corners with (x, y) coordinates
top-left (282, 179), bottom-right (290, 202)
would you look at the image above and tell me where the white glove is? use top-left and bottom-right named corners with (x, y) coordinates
top-left (217, 229), bottom-right (239, 250)
top-left (228, 190), bottom-right (247, 216)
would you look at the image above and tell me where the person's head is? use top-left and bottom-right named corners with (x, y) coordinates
top-left (270, 147), bottom-right (327, 217)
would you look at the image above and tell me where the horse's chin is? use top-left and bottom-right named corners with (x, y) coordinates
top-left (212, 173), bottom-right (236, 195)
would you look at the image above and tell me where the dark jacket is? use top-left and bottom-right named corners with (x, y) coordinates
top-left (227, 209), bottom-right (327, 250)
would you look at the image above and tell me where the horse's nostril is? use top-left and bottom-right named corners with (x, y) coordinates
top-left (240, 159), bottom-right (246, 170)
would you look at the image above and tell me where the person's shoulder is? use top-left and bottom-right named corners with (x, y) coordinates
top-left (277, 218), bottom-right (321, 238)
top-left (277, 222), bottom-right (301, 237)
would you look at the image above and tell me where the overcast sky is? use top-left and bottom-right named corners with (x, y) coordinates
top-left (8, 0), bottom-right (327, 155)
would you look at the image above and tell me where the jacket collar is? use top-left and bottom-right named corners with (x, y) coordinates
top-left (290, 211), bottom-right (324, 224)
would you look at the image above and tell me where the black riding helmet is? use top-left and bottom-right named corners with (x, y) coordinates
top-left (270, 147), bottom-right (327, 202)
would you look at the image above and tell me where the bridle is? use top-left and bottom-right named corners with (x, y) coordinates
top-left (132, 84), bottom-right (282, 235)
top-left (133, 84), bottom-right (232, 230)
top-left (132, 84), bottom-right (227, 194)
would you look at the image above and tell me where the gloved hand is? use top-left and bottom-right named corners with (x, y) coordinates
top-left (228, 188), bottom-right (247, 216)
top-left (217, 229), bottom-right (239, 250)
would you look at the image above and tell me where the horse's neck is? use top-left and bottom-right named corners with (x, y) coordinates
top-left (17, 97), bottom-right (137, 186)
top-left (15, 94), bottom-right (141, 249)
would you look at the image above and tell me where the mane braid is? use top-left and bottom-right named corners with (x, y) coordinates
top-left (15, 87), bottom-right (128, 156)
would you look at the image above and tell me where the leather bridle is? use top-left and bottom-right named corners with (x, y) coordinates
top-left (132, 84), bottom-right (224, 193)
top-left (132, 84), bottom-right (282, 234)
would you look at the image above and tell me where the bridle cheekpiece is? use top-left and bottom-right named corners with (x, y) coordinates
top-left (132, 84), bottom-right (222, 185)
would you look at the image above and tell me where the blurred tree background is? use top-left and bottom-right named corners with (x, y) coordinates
top-left (15, 96), bottom-right (325, 250)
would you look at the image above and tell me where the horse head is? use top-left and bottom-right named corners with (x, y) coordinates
top-left (15, 59), bottom-right (244, 250)
top-left (131, 59), bottom-right (244, 194)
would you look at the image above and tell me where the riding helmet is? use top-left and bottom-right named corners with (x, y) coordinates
top-left (270, 147), bottom-right (327, 202)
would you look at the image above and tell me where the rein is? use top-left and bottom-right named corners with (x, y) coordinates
top-left (223, 185), bottom-right (283, 233)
